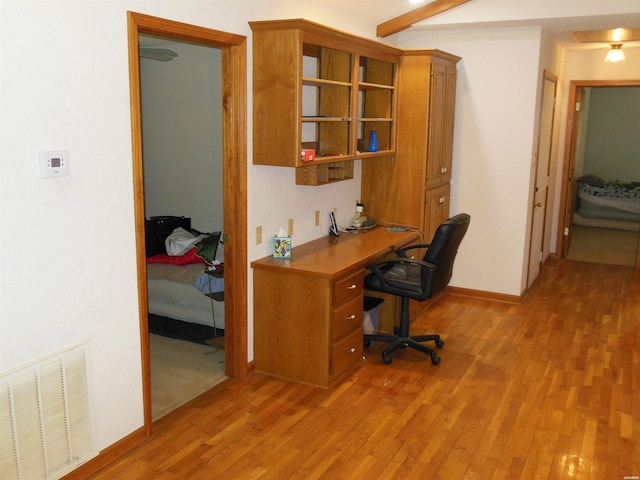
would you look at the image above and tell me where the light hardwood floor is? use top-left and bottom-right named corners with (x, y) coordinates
top-left (89, 259), bottom-right (639, 479)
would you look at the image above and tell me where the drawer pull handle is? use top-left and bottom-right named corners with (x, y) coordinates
top-left (349, 347), bottom-right (356, 353)
top-left (346, 314), bottom-right (356, 320)
top-left (346, 284), bottom-right (357, 290)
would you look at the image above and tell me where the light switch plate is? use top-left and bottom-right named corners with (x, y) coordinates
top-left (39, 150), bottom-right (69, 178)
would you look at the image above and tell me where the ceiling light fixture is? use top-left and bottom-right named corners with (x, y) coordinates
top-left (139, 47), bottom-right (179, 62)
top-left (604, 43), bottom-right (625, 63)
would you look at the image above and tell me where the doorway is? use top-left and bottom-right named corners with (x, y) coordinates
top-left (557, 79), bottom-right (640, 268)
top-left (527, 71), bottom-right (557, 288)
top-left (127, 12), bottom-right (248, 434)
top-left (139, 36), bottom-right (226, 420)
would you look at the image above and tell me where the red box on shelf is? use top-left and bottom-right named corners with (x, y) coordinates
top-left (301, 149), bottom-right (316, 162)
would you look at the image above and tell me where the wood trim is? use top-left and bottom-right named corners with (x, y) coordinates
top-left (61, 427), bottom-right (147, 480)
top-left (250, 19), bottom-right (403, 62)
top-left (377, 0), bottom-right (473, 38)
top-left (221, 39), bottom-right (249, 377)
top-left (445, 286), bottom-right (524, 304)
top-left (556, 79), bottom-right (640, 261)
top-left (130, 12), bottom-right (246, 45)
top-left (126, 6), bottom-right (248, 450)
top-left (126, 13), bottom-right (153, 436)
top-left (556, 81), bottom-right (580, 259)
top-left (402, 48), bottom-right (461, 63)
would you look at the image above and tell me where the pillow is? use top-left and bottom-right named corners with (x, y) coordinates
top-left (577, 173), bottom-right (612, 188)
top-left (147, 247), bottom-right (204, 265)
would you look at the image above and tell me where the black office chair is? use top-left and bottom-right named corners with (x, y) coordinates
top-left (364, 213), bottom-right (470, 365)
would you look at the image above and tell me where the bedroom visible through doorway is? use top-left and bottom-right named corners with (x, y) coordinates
top-left (138, 36), bottom-right (227, 420)
top-left (128, 11), bottom-right (248, 435)
top-left (558, 80), bottom-right (640, 268)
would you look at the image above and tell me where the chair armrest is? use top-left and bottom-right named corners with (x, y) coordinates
top-left (396, 243), bottom-right (431, 258)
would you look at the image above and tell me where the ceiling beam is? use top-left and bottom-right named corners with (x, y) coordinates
top-left (377, 0), bottom-right (473, 38)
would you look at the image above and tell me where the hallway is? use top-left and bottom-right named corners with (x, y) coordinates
top-left (89, 259), bottom-right (639, 479)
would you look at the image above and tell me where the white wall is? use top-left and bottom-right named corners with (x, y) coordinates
top-left (141, 42), bottom-right (224, 232)
top-left (582, 87), bottom-right (640, 181)
top-left (397, 27), bottom-right (543, 296)
top-left (0, 0), bottom-right (377, 455)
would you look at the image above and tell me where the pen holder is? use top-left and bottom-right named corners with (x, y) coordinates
top-left (273, 236), bottom-right (292, 258)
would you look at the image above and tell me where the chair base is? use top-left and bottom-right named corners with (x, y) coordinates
top-left (363, 296), bottom-right (444, 365)
top-left (364, 333), bottom-right (444, 365)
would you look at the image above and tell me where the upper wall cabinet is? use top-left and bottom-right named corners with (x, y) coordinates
top-left (361, 50), bottom-right (461, 241)
top-left (250, 19), bottom-right (401, 186)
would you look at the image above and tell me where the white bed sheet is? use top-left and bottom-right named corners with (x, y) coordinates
top-left (147, 263), bottom-right (224, 329)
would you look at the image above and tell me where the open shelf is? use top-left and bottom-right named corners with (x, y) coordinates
top-left (251, 19), bottom-right (401, 185)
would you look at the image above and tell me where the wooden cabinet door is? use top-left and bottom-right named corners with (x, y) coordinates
top-left (442, 64), bottom-right (457, 185)
top-left (426, 61), bottom-right (457, 189)
top-left (426, 62), bottom-right (447, 189)
top-left (424, 183), bottom-right (451, 242)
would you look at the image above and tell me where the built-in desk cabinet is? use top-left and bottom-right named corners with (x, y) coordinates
top-left (251, 228), bottom-right (417, 387)
top-left (250, 19), bottom-right (401, 186)
top-left (362, 50), bottom-right (460, 242)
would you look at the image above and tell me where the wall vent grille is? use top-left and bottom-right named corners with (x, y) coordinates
top-left (0, 342), bottom-right (96, 480)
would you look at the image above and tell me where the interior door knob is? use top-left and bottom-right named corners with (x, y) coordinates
top-left (535, 202), bottom-right (543, 207)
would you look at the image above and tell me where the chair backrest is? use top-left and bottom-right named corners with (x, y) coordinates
top-left (423, 213), bottom-right (470, 294)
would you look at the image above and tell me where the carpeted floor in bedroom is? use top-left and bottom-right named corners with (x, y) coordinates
top-left (567, 225), bottom-right (638, 266)
top-left (150, 333), bottom-right (227, 421)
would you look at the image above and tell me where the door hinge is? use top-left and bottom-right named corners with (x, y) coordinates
top-left (539, 251), bottom-right (543, 262)
top-left (564, 227), bottom-right (569, 236)
top-left (575, 102), bottom-right (581, 112)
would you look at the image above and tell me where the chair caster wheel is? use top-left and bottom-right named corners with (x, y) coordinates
top-left (435, 338), bottom-right (445, 348)
top-left (364, 340), bottom-right (371, 348)
top-left (431, 354), bottom-right (441, 365)
top-left (382, 353), bottom-right (393, 365)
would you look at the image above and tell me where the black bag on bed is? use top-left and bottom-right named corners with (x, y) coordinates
top-left (145, 216), bottom-right (191, 257)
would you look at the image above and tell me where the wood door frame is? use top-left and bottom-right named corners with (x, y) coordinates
top-left (127, 12), bottom-right (248, 435)
top-left (557, 79), bottom-right (640, 266)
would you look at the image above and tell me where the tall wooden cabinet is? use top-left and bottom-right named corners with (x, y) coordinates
top-left (362, 50), bottom-right (460, 242)
top-left (250, 19), bottom-right (402, 186)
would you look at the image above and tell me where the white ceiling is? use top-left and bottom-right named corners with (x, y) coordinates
top-left (331, 0), bottom-right (640, 48)
top-left (138, 0), bottom-right (640, 50)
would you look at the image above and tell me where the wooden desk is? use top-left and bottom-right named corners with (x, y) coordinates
top-left (251, 227), bottom-right (418, 387)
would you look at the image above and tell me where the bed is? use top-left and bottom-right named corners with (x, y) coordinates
top-left (145, 216), bottom-right (225, 341)
top-left (574, 174), bottom-right (640, 231)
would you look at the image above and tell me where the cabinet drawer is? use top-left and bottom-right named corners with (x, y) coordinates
top-left (332, 295), bottom-right (363, 342)
top-left (331, 327), bottom-right (363, 376)
top-left (333, 271), bottom-right (364, 305)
